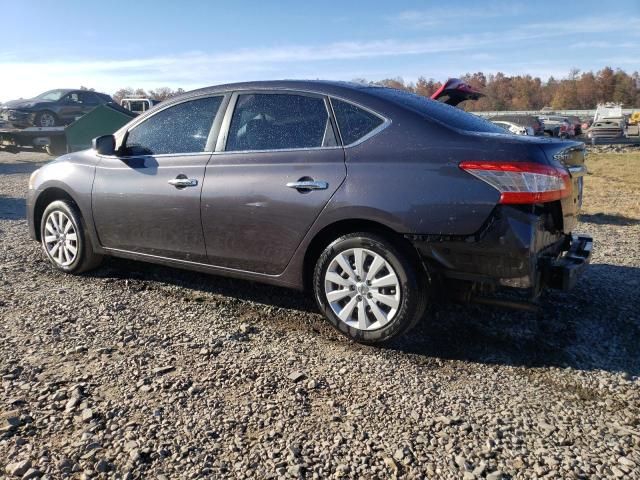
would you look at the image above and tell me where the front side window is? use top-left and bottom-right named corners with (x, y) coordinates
top-left (64, 93), bottom-right (81, 103)
top-left (331, 98), bottom-right (384, 145)
top-left (226, 93), bottom-right (334, 151)
top-left (125, 96), bottom-right (222, 155)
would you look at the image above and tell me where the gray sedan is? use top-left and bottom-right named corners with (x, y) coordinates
top-left (27, 80), bottom-right (591, 343)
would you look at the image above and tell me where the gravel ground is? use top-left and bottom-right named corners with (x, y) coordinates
top-left (1, 151), bottom-right (639, 479)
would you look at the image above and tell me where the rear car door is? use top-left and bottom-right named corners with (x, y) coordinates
top-left (200, 91), bottom-right (346, 275)
top-left (58, 92), bottom-right (85, 123)
top-left (92, 95), bottom-right (225, 262)
top-left (77, 91), bottom-right (101, 115)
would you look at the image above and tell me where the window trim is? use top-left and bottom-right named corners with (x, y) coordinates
top-left (328, 96), bottom-right (390, 148)
top-left (216, 90), bottom-right (342, 154)
top-left (118, 93), bottom-right (230, 157)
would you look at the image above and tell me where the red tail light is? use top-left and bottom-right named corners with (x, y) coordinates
top-left (459, 161), bottom-right (571, 204)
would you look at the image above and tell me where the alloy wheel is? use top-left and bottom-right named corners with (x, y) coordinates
top-left (44, 211), bottom-right (78, 267)
top-left (324, 247), bottom-right (401, 331)
top-left (39, 112), bottom-right (56, 127)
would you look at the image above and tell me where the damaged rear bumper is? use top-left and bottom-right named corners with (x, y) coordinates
top-left (407, 205), bottom-right (593, 298)
top-left (539, 235), bottom-right (592, 291)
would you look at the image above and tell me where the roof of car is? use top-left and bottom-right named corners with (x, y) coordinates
top-left (187, 80), bottom-right (374, 96)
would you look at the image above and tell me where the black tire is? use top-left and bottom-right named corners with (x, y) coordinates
top-left (313, 232), bottom-right (428, 344)
top-left (34, 110), bottom-right (58, 128)
top-left (45, 136), bottom-right (67, 156)
top-left (40, 200), bottom-right (102, 274)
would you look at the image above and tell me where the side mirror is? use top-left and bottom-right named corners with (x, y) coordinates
top-left (92, 134), bottom-right (116, 155)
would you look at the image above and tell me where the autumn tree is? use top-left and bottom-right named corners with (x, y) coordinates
top-left (414, 77), bottom-right (442, 97)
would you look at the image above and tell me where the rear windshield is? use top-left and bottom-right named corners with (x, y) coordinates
top-left (365, 87), bottom-right (504, 133)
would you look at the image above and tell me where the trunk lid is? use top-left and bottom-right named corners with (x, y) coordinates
top-left (537, 140), bottom-right (586, 232)
top-left (431, 78), bottom-right (484, 106)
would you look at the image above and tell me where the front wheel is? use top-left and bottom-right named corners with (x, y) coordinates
top-left (34, 110), bottom-right (58, 128)
top-left (313, 233), bottom-right (428, 344)
top-left (40, 200), bottom-right (102, 274)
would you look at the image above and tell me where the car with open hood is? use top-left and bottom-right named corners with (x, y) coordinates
top-left (26, 80), bottom-right (592, 344)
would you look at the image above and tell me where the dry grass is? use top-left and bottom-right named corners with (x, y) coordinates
top-left (582, 151), bottom-right (640, 222)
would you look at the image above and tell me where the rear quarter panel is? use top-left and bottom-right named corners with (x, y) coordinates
top-left (324, 112), bottom-right (529, 236)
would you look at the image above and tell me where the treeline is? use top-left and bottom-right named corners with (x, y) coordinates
top-left (362, 67), bottom-right (640, 111)
top-left (107, 67), bottom-right (639, 111)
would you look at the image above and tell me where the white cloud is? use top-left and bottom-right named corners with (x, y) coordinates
top-left (1, 13), bottom-right (638, 102)
top-left (0, 39), bottom-right (478, 101)
top-left (391, 4), bottom-right (527, 28)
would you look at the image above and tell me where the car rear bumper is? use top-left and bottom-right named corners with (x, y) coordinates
top-left (408, 205), bottom-right (592, 298)
top-left (539, 234), bottom-right (592, 290)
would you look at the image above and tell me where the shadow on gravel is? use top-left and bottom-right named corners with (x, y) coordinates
top-left (0, 196), bottom-right (26, 220)
top-left (92, 258), bottom-right (640, 376)
top-left (0, 160), bottom-right (48, 175)
top-left (579, 212), bottom-right (640, 226)
top-left (96, 257), bottom-right (316, 313)
top-left (390, 263), bottom-right (640, 376)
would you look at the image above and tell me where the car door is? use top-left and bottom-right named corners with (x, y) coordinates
top-left (57, 92), bottom-right (85, 123)
top-left (92, 95), bottom-right (226, 262)
top-left (77, 91), bottom-right (101, 116)
top-left (200, 91), bottom-right (346, 275)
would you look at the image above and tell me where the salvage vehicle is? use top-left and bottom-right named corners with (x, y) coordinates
top-left (587, 103), bottom-right (627, 139)
top-left (490, 120), bottom-right (533, 135)
top-left (489, 115), bottom-right (545, 136)
top-left (0, 89), bottom-right (113, 128)
top-left (26, 80), bottom-right (592, 344)
top-left (566, 116), bottom-right (583, 136)
top-left (121, 98), bottom-right (160, 115)
top-left (540, 115), bottom-right (573, 138)
top-left (586, 118), bottom-right (625, 139)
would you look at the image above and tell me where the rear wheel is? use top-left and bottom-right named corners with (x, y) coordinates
top-left (40, 200), bottom-right (102, 274)
top-left (313, 233), bottom-right (428, 344)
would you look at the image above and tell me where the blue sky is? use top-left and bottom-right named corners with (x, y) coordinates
top-left (1, 0), bottom-right (639, 101)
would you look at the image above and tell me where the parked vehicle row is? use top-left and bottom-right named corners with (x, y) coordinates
top-left (489, 114), bottom-right (544, 136)
top-left (489, 113), bottom-right (587, 139)
top-left (27, 80), bottom-right (592, 344)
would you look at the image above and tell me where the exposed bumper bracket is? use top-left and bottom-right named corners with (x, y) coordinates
top-left (540, 235), bottom-right (593, 291)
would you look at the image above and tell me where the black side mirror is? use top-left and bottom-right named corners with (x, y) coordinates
top-left (92, 134), bottom-right (116, 155)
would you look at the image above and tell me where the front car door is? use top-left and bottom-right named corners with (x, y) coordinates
top-left (201, 91), bottom-right (346, 275)
top-left (92, 95), bottom-right (226, 262)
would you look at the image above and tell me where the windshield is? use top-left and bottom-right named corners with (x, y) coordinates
top-left (366, 87), bottom-right (504, 134)
top-left (35, 90), bottom-right (68, 101)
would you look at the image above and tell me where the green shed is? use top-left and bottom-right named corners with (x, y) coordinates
top-left (64, 103), bottom-right (136, 152)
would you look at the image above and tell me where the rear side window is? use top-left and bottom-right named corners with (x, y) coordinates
top-left (126, 96), bottom-right (221, 155)
top-left (366, 87), bottom-right (504, 134)
top-left (226, 93), bottom-right (335, 151)
top-left (331, 99), bottom-right (384, 145)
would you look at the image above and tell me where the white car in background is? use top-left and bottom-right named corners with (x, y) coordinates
top-left (491, 120), bottom-right (533, 136)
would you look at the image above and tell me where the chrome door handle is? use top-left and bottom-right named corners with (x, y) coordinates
top-left (168, 178), bottom-right (198, 188)
top-left (286, 180), bottom-right (328, 191)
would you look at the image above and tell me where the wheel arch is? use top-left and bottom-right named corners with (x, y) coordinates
top-left (33, 187), bottom-right (78, 241)
top-left (301, 218), bottom-right (422, 292)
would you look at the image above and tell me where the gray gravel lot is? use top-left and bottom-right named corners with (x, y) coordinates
top-left (1, 151), bottom-right (639, 479)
